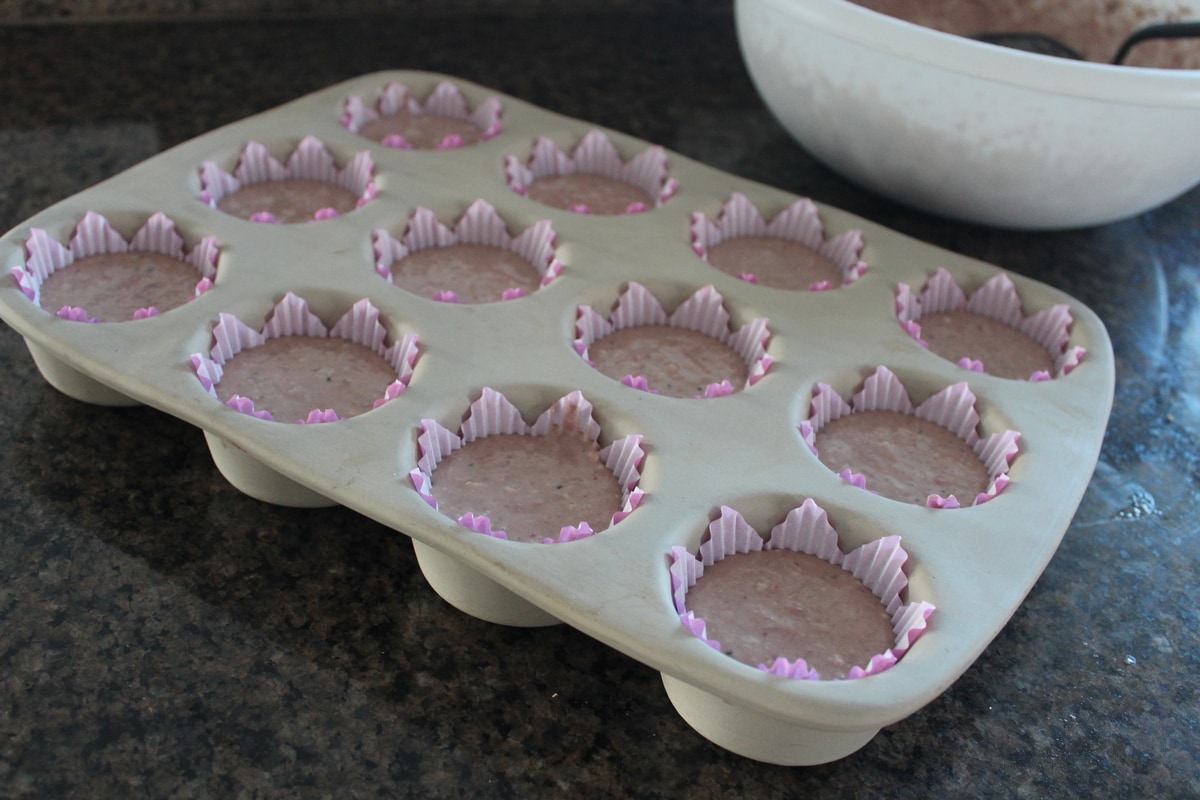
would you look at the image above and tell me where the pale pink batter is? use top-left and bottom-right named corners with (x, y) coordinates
top-left (706, 236), bottom-right (842, 290)
top-left (216, 336), bottom-right (397, 423)
top-left (853, 0), bottom-right (1200, 69)
top-left (685, 549), bottom-right (895, 679)
top-left (431, 431), bottom-right (622, 543)
top-left (526, 174), bottom-right (652, 215)
top-left (815, 409), bottom-right (990, 505)
top-left (391, 243), bottom-right (542, 303)
top-left (587, 325), bottom-right (749, 398)
top-left (39, 251), bottom-right (199, 321)
top-left (358, 110), bottom-right (483, 149)
top-left (217, 178), bottom-right (358, 223)
top-left (917, 310), bottom-right (1055, 379)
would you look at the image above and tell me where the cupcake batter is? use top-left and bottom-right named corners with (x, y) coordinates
top-left (815, 409), bottom-right (991, 505)
top-left (39, 251), bottom-right (199, 321)
top-left (526, 174), bottom-right (652, 215)
top-left (217, 178), bottom-right (358, 223)
top-left (917, 310), bottom-right (1055, 379)
top-left (587, 324), bottom-right (749, 398)
top-left (685, 548), bottom-right (895, 679)
top-left (358, 110), bottom-right (483, 148)
top-left (706, 235), bottom-right (842, 290)
top-left (391, 243), bottom-right (542, 303)
top-left (216, 336), bottom-right (397, 422)
top-left (431, 431), bottom-right (622, 543)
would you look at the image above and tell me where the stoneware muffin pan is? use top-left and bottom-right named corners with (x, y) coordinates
top-left (0, 71), bottom-right (1114, 765)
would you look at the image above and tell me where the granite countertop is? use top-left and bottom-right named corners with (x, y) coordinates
top-left (1, 8), bottom-right (1197, 798)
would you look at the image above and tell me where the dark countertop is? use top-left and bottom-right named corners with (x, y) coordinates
top-left (1, 9), bottom-right (1197, 798)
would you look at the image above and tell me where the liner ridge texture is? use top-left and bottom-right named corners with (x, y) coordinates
top-left (0, 71), bottom-right (1114, 766)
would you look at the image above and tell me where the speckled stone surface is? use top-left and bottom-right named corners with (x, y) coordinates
top-left (0, 0), bottom-right (725, 24)
top-left (0, 9), bottom-right (1197, 798)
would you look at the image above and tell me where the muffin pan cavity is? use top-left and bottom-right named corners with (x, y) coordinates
top-left (342, 80), bottom-right (504, 150)
top-left (897, 267), bottom-right (1086, 380)
top-left (692, 192), bottom-right (869, 291)
top-left (800, 366), bottom-right (1020, 508)
top-left (409, 386), bottom-right (646, 545)
top-left (200, 136), bottom-right (377, 223)
top-left (0, 71), bottom-right (1114, 766)
top-left (574, 282), bottom-right (772, 398)
top-left (505, 129), bottom-right (679, 215)
top-left (190, 292), bottom-right (420, 424)
top-left (669, 501), bottom-right (934, 679)
top-left (16, 211), bottom-right (219, 322)
top-left (373, 199), bottom-right (562, 303)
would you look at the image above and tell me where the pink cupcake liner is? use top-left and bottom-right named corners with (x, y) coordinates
top-left (373, 199), bottom-right (563, 302)
top-left (668, 502), bottom-right (935, 681)
top-left (896, 267), bottom-right (1085, 380)
top-left (504, 130), bottom-right (679, 214)
top-left (799, 365), bottom-right (1021, 508)
top-left (690, 192), bottom-right (869, 291)
top-left (199, 136), bottom-right (377, 223)
top-left (409, 387), bottom-right (646, 544)
top-left (341, 80), bottom-right (503, 150)
top-left (574, 282), bottom-right (773, 398)
top-left (189, 292), bottom-right (419, 423)
top-left (14, 211), bottom-right (219, 322)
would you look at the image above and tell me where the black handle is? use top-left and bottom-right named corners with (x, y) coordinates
top-left (1112, 20), bottom-right (1200, 64)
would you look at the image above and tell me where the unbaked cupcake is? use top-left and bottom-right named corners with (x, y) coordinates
top-left (342, 80), bottom-right (503, 150)
top-left (897, 267), bottom-right (1085, 381)
top-left (692, 192), bottom-right (868, 291)
top-left (800, 365), bottom-right (1021, 508)
top-left (505, 130), bottom-right (678, 215)
top-left (200, 136), bottom-right (377, 224)
top-left (575, 282), bottom-right (772, 398)
top-left (14, 211), bottom-right (218, 322)
top-left (410, 387), bottom-right (645, 544)
top-left (373, 199), bottom-right (562, 303)
top-left (669, 502), bottom-right (935, 680)
top-left (190, 293), bottom-right (419, 423)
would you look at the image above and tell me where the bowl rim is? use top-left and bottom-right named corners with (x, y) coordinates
top-left (742, 0), bottom-right (1200, 107)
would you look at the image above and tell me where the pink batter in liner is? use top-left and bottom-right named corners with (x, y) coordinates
top-left (705, 236), bottom-right (842, 291)
top-left (670, 503), bottom-right (935, 681)
top-left (390, 244), bottom-right (542, 304)
top-left (200, 137), bottom-right (376, 224)
top-left (40, 253), bottom-right (197, 322)
top-left (684, 548), bottom-right (896, 679)
top-left (217, 179), bottom-right (358, 225)
top-left (190, 293), bottom-right (420, 424)
top-left (691, 193), bottom-right (868, 292)
top-left (800, 365), bottom-right (1021, 508)
top-left (410, 388), bottom-right (646, 544)
top-left (14, 211), bottom-right (219, 323)
top-left (215, 336), bottom-right (400, 424)
top-left (586, 324), bottom-right (750, 399)
top-left (814, 409), bottom-right (991, 506)
top-left (917, 310), bottom-right (1055, 380)
top-left (374, 200), bottom-right (563, 304)
top-left (430, 431), bottom-right (623, 544)
top-left (359, 111), bottom-right (484, 150)
top-left (342, 80), bottom-right (503, 150)
top-left (525, 173), bottom-right (653, 216)
top-left (505, 130), bottom-right (678, 215)
top-left (897, 267), bottom-right (1084, 381)
top-left (575, 282), bottom-right (772, 399)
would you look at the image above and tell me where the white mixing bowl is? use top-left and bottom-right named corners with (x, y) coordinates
top-left (734, 0), bottom-right (1200, 229)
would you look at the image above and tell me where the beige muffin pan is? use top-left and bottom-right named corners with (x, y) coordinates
top-left (0, 71), bottom-right (1114, 765)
